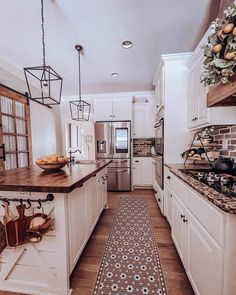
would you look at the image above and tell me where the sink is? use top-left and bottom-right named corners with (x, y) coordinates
top-left (76, 159), bottom-right (101, 164)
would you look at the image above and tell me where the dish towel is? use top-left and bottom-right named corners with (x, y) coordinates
top-left (0, 221), bottom-right (7, 254)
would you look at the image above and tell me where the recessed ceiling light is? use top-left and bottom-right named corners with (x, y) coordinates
top-left (122, 40), bottom-right (133, 49)
top-left (111, 72), bottom-right (119, 77)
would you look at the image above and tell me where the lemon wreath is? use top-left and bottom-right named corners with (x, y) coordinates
top-left (201, 1), bottom-right (236, 86)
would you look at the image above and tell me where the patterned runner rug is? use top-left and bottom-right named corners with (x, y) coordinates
top-left (93, 196), bottom-right (168, 295)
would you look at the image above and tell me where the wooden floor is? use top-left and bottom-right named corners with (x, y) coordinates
top-left (0, 189), bottom-right (194, 295)
top-left (71, 189), bottom-right (194, 295)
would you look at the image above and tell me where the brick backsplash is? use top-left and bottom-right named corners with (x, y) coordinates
top-left (133, 138), bottom-right (155, 157)
top-left (211, 125), bottom-right (236, 160)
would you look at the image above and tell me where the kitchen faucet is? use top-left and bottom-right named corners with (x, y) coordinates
top-left (68, 149), bottom-right (82, 162)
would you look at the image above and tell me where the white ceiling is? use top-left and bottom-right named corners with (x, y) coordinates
top-left (0, 0), bottom-right (219, 96)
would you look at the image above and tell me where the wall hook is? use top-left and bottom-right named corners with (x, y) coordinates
top-left (25, 199), bottom-right (31, 209)
top-left (37, 200), bottom-right (42, 209)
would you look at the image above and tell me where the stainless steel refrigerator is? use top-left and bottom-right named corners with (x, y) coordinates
top-left (95, 121), bottom-right (131, 191)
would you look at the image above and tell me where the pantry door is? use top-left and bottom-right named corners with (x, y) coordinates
top-left (0, 85), bottom-right (32, 171)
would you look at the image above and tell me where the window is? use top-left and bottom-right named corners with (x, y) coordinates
top-left (0, 85), bottom-right (32, 171)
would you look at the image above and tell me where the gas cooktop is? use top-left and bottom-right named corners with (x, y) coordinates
top-left (179, 168), bottom-right (236, 200)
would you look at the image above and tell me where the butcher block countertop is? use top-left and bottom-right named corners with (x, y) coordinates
top-left (0, 159), bottom-right (112, 193)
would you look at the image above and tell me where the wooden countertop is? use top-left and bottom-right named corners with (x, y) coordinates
top-left (0, 160), bottom-right (112, 193)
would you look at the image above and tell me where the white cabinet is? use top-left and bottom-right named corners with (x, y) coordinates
top-left (153, 62), bottom-right (165, 113)
top-left (133, 97), bottom-right (155, 138)
top-left (68, 185), bottom-right (87, 272)
top-left (165, 170), bottom-right (236, 295)
top-left (186, 210), bottom-right (223, 295)
top-left (187, 46), bottom-right (209, 129)
top-left (133, 157), bottom-right (153, 187)
top-left (171, 193), bottom-right (186, 264)
top-left (68, 167), bottom-right (107, 273)
top-left (93, 99), bottom-right (113, 121)
top-left (93, 98), bottom-right (132, 121)
top-left (112, 98), bottom-right (132, 121)
top-left (133, 103), bottom-right (148, 138)
top-left (187, 27), bottom-right (236, 129)
top-left (164, 185), bottom-right (172, 226)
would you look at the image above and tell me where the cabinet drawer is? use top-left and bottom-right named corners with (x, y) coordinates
top-left (171, 173), bottom-right (186, 205)
top-left (186, 187), bottom-right (225, 247)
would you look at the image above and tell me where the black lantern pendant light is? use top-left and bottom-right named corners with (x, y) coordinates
top-left (69, 45), bottom-right (91, 121)
top-left (24, 0), bottom-right (63, 106)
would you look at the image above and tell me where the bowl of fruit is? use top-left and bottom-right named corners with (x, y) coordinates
top-left (35, 154), bottom-right (69, 171)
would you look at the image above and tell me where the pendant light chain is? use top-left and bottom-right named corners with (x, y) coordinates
top-left (41, 0), bottom-right (46, 68)
top-left (78, 49), bottom-right (82, 100)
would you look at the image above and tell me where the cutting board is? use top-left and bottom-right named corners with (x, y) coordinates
top-left (0, 221), bottom-right (7, 253)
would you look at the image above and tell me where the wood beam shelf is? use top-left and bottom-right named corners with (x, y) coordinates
top-left (207, 75), bottom-right (236, 107)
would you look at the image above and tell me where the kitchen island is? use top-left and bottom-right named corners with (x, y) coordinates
top-left (0, 160), bottom-right (111, 295)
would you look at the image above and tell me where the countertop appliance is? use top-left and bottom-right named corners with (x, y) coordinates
top-left (95, 121), bottom-right (131, 191)
top-left (154, 109), bottom-right (164, 189)
top-left (180, 168), bottom-right (236, 199)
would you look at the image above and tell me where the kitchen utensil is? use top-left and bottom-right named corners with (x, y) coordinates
top-left (3, 203), bottom-right (18, 247)
top-left (25, 210), bottom-right (53, 243)
top-left (212, 157), bottom-right (234, 174)
top-left (16, 204), bottom-right (32, 245)
top-left (0, 221), bottom-right (7, 254)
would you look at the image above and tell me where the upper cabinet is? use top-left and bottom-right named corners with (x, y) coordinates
top-left (132, 96), bottom-right (155, 138)
top-left (187, 28), bottom-right (236, 129)
top-left (93, 98), bottom-right (132, 121)
top-left (153, 62), bottom-right (165, 113)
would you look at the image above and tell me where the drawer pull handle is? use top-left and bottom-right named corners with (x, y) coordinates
top-left (180, 214), bottom-right (185, 219)
top-left (183, 218), bottom-right (188, 223)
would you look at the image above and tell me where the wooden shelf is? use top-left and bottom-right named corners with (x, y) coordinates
top-left (207, 74), bottom-right (236, 107)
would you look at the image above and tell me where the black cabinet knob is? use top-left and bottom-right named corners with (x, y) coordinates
top-left (158, 198), bottom-right (161, 202)
top-left (167, 176), bottom-right (171, 180)
top-left (180, 214), bottom-right (185, 219)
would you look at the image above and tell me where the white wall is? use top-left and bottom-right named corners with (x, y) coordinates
top-left (30, 101), bottom-right (61, 161)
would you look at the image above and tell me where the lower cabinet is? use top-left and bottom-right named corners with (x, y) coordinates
top-left (171, 193), bottom-right (186, 264)
top-left (68, 168), bottom-right (107, 273)
top-left (164, 184), bottom-right (172, 226)
top-left (186, 210), bottom-right (223, 295)
top-left (165, 170), bottom-right (236, 295)
top-left (133, 157), bottom-right (153, 187)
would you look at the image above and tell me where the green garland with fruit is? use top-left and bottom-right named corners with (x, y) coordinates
top-left (201, 1), bottom-right (236, 86)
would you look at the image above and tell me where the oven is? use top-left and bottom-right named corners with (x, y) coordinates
top-left (154, 118), bottom-right (164, 155)
top-left (154, 154), bottom-right (163, 189)
top-left (154, 109), bottom-right (164, 189)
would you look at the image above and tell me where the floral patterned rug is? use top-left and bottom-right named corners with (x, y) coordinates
top-left (93, 196), bottom-right (168, 295)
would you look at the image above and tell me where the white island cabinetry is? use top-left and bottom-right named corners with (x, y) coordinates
top-left (0, 165), bottom-right (108, 295)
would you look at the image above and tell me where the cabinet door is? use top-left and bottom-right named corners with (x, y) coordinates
top-left (93, 99), bottom-right (113, 121)
top-left (188, 67), bottom-right (198, 128)
top-left (197, 57), bottom-right (210, 126)
top-left (142, 158), bottom-right (153, 186)
top-left (186, 210), bottom-right (223, 295)
top-left (68, 185), bottom-right (87, 272)
top-left (89, 177), bottom-right (98, 232)
top-left (133, 158), bottom-right (142, 186)
top-left (171, 193), bottom-right (186, 264)
top-left (133, 104), bottom-right (147, 138)
top-left (165, 185), bottom-right (172, 226)
top-left (112, 98), bottom-right (132, 121)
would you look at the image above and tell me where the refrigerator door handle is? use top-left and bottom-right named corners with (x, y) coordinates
top-left (111, 123), bottom-right (115, 155)
top-left (109, 122), bottom-right (113, 156)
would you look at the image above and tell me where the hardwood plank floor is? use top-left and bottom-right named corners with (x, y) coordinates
top-left (71, 189), bottom-right (194, 295)
top-left (0, 189), bottom-right (194, 295)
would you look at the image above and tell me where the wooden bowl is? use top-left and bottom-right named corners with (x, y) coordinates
top-left (36, 162), bottom-right (68, 171)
